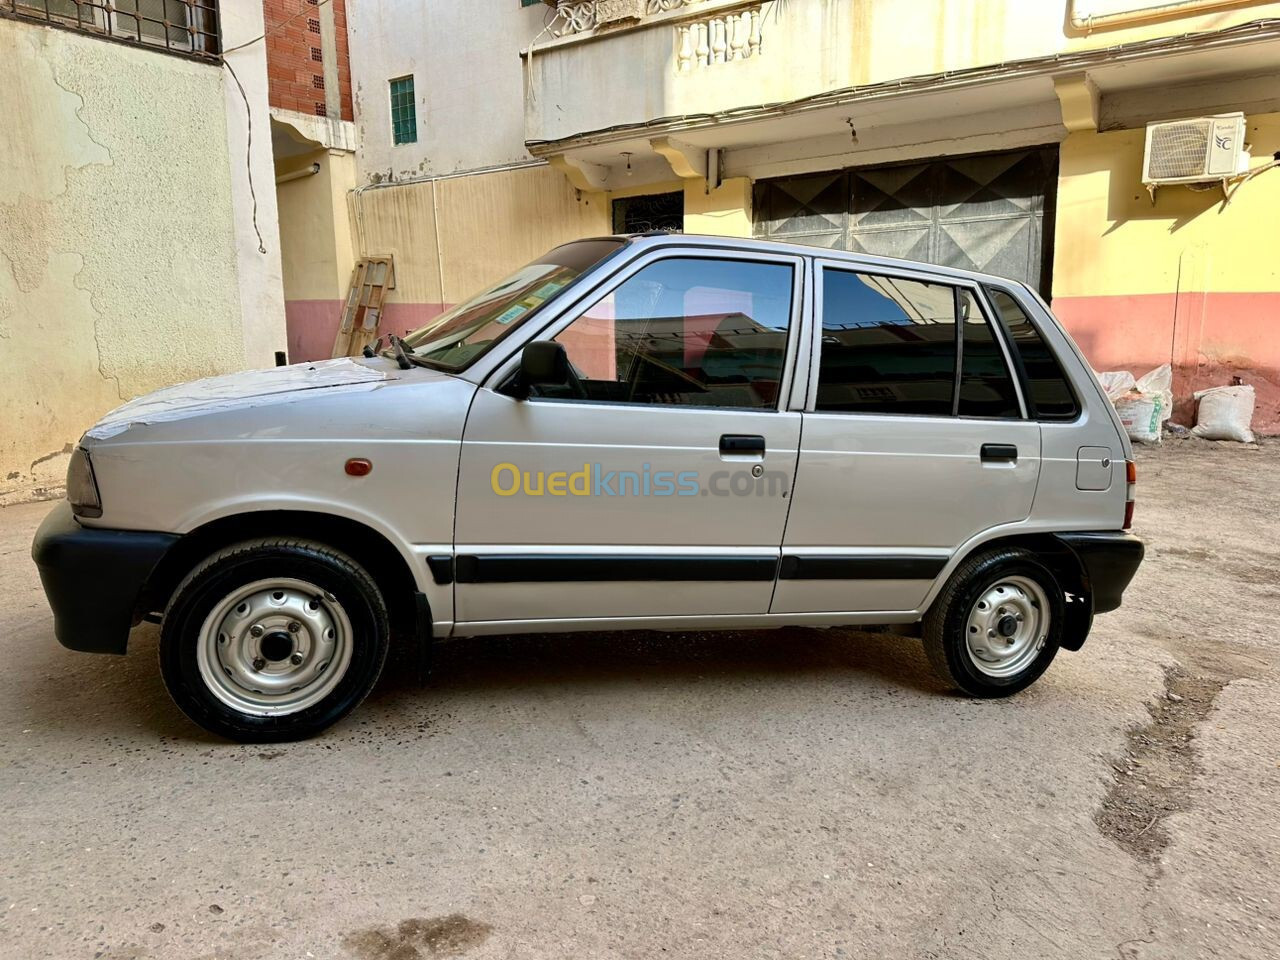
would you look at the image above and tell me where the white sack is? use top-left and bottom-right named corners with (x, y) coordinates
top-left (1192, 384), bottom-right (1256, 443)
top-left (1135, 364), bottom-right (1174, 423)
top-left (1115, 393), bottom-right (1163, 444)
top-left (1097, 371), bottom-right (1136, 403)
top-left (1097, 364), bottom-right (1172, 443)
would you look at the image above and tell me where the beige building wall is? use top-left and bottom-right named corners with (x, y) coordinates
top-left (334, 164), bottom-right (609, 348)
top-left (0, 13), bottom-right (285, 505)
top-left (276, 148), bottom-right (359, 361)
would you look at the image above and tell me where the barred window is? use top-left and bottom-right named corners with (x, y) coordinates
top-left (389, 75), bottom-right (417, 146)
top-left (5, 0), bottom-right (220, 59)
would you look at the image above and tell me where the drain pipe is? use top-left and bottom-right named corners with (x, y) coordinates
top-left (1070, 0), bottom-right (1258, 33)
top-left (275, 162), bottom-right (321, 185)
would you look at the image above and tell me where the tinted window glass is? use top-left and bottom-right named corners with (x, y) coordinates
top-left (816, 271), bottom-right (956, 416)
top-left (401, 239), bottom-right (623, 371)
top-left (545, 257), bottom-right (794, 409)
top-left (958, 290), bottom-right (1020, 418)
top-left (986, 288), bottom-right (1079, 420)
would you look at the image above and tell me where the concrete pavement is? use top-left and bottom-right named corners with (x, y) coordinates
top-left (1, 440), bottom-right (1277, 959)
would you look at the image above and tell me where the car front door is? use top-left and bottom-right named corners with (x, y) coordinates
top-left (452, 249), bottom-right (805, 630)
top-left (772, 261), bottom-right (1041, 615)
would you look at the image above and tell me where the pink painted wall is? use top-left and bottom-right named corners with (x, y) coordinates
top-left (285, 299), bottom-right (449, 363)
top-left (1053, 292), bottom-right (1280, 432)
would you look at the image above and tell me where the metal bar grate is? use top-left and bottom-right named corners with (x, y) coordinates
top-left (3, 0), bottom-right (221, 60)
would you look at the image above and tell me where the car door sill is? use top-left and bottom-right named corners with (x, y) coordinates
top-left (449, 611), bottom-right (922, 636)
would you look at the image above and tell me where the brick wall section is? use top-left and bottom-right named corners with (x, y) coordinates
top-left (332, 0), bottom-right (353, 121)
top-left (263, 0), bottom-right (353, 121)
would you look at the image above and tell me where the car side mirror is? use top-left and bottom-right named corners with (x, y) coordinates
top-left (514, 341), bottom-right (569, 398)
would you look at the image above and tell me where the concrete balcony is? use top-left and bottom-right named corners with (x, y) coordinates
top-left (523, 0), bottom-right (859, 187)
top-left (523, 1), bottom-right (1280, 195)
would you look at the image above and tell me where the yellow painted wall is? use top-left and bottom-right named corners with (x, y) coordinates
top-left (1052, 110), bottom-right (1280, 427)
top-left (1053, 112), bottom-right (1280, 298)
top-left (276, 150), bottom-right (357, 301)
top-left (685, 177), bottom-right (753, 238)
top-left (350, 164), bottom-right (609, 306)
top-left (852, 0), bottom-right (1280, 86)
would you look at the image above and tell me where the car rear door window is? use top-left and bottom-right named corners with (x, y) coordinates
top-left (546, 257), bottom-right (795, 410)
top-left (817, 270), bottom-right (956, 416)
top-left (817, 269), bottom-right (1021, 419)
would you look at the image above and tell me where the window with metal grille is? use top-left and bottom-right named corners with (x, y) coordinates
top-left (5, 0), bottom-right (220, 59)
top-left (389, 75), bottom-right (417, 145)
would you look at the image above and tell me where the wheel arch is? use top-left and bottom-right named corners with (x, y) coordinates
top-left (935, 532), bottom-right (1092, 651)
top-left (141, 510), bottom-right (426, 644)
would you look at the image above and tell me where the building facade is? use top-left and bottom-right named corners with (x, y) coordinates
top-left (1, 0), bottom-right (286, 504)
top-left (265, 0), bottom-right (362, 363)
top-left (332, 0), bottom-right (1280, 431)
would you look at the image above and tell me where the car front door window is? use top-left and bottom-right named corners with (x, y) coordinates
top-left (538, 257), bottom-right (795, 410)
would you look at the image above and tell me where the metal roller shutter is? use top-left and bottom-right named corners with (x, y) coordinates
top-left (753, 147), bottom-right (1058, 295)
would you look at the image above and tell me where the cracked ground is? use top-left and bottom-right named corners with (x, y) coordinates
top-left (1, 440), bottom-right (1277, 960)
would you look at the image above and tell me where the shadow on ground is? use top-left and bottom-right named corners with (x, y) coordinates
top-left (12, 616), bottom-right (943, 742)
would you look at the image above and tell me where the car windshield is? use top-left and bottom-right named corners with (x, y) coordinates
top-left (398, 238), bottom-right (626, 370)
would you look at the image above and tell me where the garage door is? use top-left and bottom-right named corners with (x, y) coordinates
top-left (753, 147), bottom-right (1058, 294)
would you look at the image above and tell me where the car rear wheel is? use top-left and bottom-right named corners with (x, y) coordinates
top-left (159, 539), bottom-right (389, 742)
top-left (922, 547), bottom-right (1063, 697)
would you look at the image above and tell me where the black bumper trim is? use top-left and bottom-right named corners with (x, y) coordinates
top-left (1054, 531), bottom-right (1144, 614)
top-left (31, 502), bottom-right (178, 655)
top-left (426, 555), bottom-right (454, 585)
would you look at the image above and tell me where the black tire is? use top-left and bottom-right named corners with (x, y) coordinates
top-left (922, 547), bottom-right (1064, 697)
top-left (159, 538), bottom-right (390, 742)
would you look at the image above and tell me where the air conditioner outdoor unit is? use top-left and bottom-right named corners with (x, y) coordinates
top-left (1142, 113), bottom-right (1248, 196)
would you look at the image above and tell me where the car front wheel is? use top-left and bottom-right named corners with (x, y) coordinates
top-left (159, 538), bottom-right (390, 742)
top-left (922, 547), bottom-right (1064, 697)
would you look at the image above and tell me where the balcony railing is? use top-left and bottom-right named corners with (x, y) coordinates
top-left (552, 1), bottom-right (703, 37)
top-left (550, 0), bottom-right (765, 70)
top-left (526, 0), bottom-right (792, 151)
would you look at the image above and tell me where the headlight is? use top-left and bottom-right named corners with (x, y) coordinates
top-left (66, 447), bottom-right (102, 518)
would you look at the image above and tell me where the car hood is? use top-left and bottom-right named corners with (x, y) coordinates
top-left (84, 357), bottom-right (401, 442)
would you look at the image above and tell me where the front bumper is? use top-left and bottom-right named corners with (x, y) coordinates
top-left (31, 502), bottom-right (178, 654)
top-left (1055, 531), bottom-right (1145, 614)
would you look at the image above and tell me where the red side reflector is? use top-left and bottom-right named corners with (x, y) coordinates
top-left (345, 458), bottom-right (373, 477)
top-left (1123, 499), bottom-right (1135, 529)
top-left (1126, 460), bottom-right (1137, 484)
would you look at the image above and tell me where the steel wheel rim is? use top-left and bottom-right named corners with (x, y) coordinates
top-left (196, 577), bottom-right (354, 717)
top-left (964, 574), bottom-right (1050, 678)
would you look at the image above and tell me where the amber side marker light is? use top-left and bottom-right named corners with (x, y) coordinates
top-left (345, 458), bottom-right (373, 477)
top-left (1123, 459), bottom-right (1136, 529)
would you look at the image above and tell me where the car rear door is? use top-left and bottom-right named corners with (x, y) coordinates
top-left (772, 260), bottom-right (1041, 615)
top-left (451, 247), bottom-right (805, 631)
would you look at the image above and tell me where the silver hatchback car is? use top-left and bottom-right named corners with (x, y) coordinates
top-left (33, 234), bottom-right (1143, 741)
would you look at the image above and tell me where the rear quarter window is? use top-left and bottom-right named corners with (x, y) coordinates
top-left (984, 287), bottom-right (1079, 421)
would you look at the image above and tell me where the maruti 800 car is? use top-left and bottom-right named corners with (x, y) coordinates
top-left (33, 234), bottom-right (1143, 741)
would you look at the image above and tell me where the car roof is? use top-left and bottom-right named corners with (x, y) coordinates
top-left (606, 232), bottom-right (1026, 289)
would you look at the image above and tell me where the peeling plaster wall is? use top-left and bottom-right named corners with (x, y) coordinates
top-left (346, 0), bottom-right (549, 182)
top-left (0, 15), bottom-right (285, 505)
